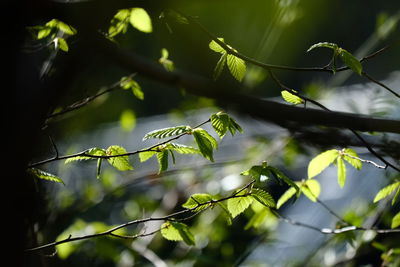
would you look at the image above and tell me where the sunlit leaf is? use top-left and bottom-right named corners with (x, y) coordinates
top-left (161, 222), bottom-right (195, 245)
top-left (227, 54), bottom-right (246, 82)
top-left (28, 168), bottom-right (65, 185)
top-left (182, 193), bottom-right (213, 211)
top-left (308, 149), bottom-right (339, 179)
top-left (156, 150), bottom-right (169, 173)
top-left (108, 9), bottom-right (130, 37)
top-left (139, 151), bottom-right (156, 162)
top-left (143, 125), bottom-right (192, 140)
top-left (217, 202), bottom-right (233, 225)
top-left (276, 186), bottom-right (297, 209)
top-left (227, 191), bottom-right (253, 218)
top-left (209, 38), bottom-right (225, 53)
top-left (210, 112), bottom-right (230, 138)
top-left (251, 188), bottom-right (276, 208)
top-left (130, 8), bottom-right (152, 33)
top-left (373, 181), bottom-right (400, 203)
top-left (281, 90), bottom-right (304, 105)
top-left (65, 147), bottom-right (106, 164)
top-left (57, 37), bottom-right (69, 52)
top-left (165, 143), bottom-right (200, 154)
top-left (159, 48), bottom-right (175, 72)
top-left (301, 179), bottom-right (321, 202)
top-left (392, 211), bottom-right (400, 229)
top-left (392, 187), bottom-right (400, 205)
top-left (228, 117), bottom-right (243, 136)
top-left (120, 77), bottom-right (143, 100)
top-left (106, 145), bottom-right (133, 171)
top-left (337, 157), bottom-right (347, 188)
top-left (192, 128), bottom-right (218, 162)
top-left (342, 148), bottom-right (362, 170)
top-left (307, 42), bottom-right (339, 52)
top-left (120, 109), bottom-right (136, 132)
top-left (245, 202), bottom-right (270, 230)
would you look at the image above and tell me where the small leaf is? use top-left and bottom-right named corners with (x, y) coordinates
top-left (106, 145), bottom-right (133, 171)
top-left (159, 48), bottom-right (175, 72)
top-left (307, 42), bottom-right (339, 52)
top-left (108, 9), bottom-right (130, 37)
top-left (120, 77), bottom-right (143, 100)
top-left (139, 151), bottom-right (156, 162)
top-left (228, 117), bottom-right (243, 135)
top-left (28, 168), bottom-right (65, 185)
top-left (392, 187), bottom-right (400, 205)
top-left (338, 49), bottom-right (362, 75)
top-left (308, 149), bottom-right (339, 179)
top-left (54, 20), bottom-right (77, 35)
top-left (165, 143), bottom-right (200, 154)
top-left (182, 193), bottom-right (213, 211)
top-left (245, 204), bottom-right (270, 230)
top-left (209, 38), bottom-right (225, 53)
top-left (156, 150), bottom-right (169, 173)
top-left (160, 222), bottom-right (195, 246)
top-left (57, 37), bottom-right (69, 52)
top-left (65, 148), bottom-right (106, 164)
top-left (373, 181), bottom-right (400, 203)
top-left (301, 179), bottom-right (321, 202)
top-left (227, 54), bottom-right (246, 82)
top-left (217, 202), bottom-right (233, 225)
top-left (120, 109), bottom-right (136, 132)
top-left (227, 191), bottom-right (253, 218)
top-left (281, 90), bottom-right (304, 105)
top-left (276, 187), bottom-right (297, 209)
top-left (213, 52), bottom-right (227, 81)
top-left (342, 148), bottom-right (362, 170)
top-left (210, 112), bottom-right (230, 138)
top-left (37, 27), bottom-right (52, 39)
top-left (337, 157), bottom-right (347, 188)
top-left (392, 211), bottom-right (400, 229)
top-left (143, 125), bottom-right (191, 140)
top-left (192, 129), bottom-right (215, 162)
top-left (251, 188), bottom-right (276, 208)
top-left (130, 8), bottom-right (152, 33)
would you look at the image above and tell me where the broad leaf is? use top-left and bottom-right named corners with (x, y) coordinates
top-left (57, 37), bottom-right (69, 52)
top-left (276, 187), bottom-right (297, 209)
top-left (251, 188), bottom-right (276, 208)
top-left (143, 125), bottom-right (192, 140)
top-left (139, 151), bottom-right (156, 162)
top-left (217, 202), bottom-right (233, 225)
top-left (338, 49), bottom-right (362, 75)
top-left (342, 148), bottom-right (362, 170)
top-left (227, 54), bottom-right (246, 82)
top-left (182, 193), bottom-right (213, 211)
top-left (210, 112), bottom-right (230, 138)
top-left (28, 168), bottom-right (65, 185)
top-left (337, 157), bottom-right (347, 188)
top-left (108, 9), bottom-right (130, 37)
top-left (156, 150), bottom-right (169, 173)
top-left (120, 77), bottom-right (143, 100)
top-left (161, 222), bottom-right (195, 246)
top-left (301, 179), bottom-right (321, 202)
top-left (192, 128), bottom-right (218, 162)
top-left (130, 8), bottom-right (152, 33)
top-left (209, 38), bottom-right (225, 53)
top-left (227, 191), bottom-right (253, 218)
top-left (228, 117), bottom-right (243, 136)
top-left (165, 143), bottom-right (200, 154)
top-left (392, 211), bottom-right (400, 229)
top-left (106, 145), bottom-right (133, 171)
top-left (213, 52), bottom-right (227, 81)
top-left (308, 149), bottom-right (339, 179)
top-left (159, 48), bottom-right (175, 72)
top-left (281, 90), bottom-right (304, 105)
top-left (373, 181), bottom-right (400, 203)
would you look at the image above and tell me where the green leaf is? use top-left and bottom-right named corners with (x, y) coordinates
top-left (392, 211), bottom-right (400, 229)
top-left (65, 147), bottom-right (106, 163)
top-left (165, 143), bottom-right (200, 154)
top-left (228, 117), bottom-right (244, 136)
top-left (307, 42), bottom-right (339, 52)
top-left (213, 52), bottom-right (227, 81)
top-left (192, 128), bottom-right (218, 162)
top-left (217, 202), bottom-right (233, 225)
top-left (182, 193), bottom-right (213, 211)
top-left (130, 8), bottom-right (152, 33)
top-left (37, 27), bottom-right (52, 39)
top-left (106, 145), bottom-right (133, 171)
top-left (227, 54), bottom-right (246, 82)
top-left (251, 188), bottom-right (276, 208)
top-left (51, 19), bottom-right (77, 35)
top-left (373, 181), bottom-right (400, 203)
top-left (120, 77), bottom-right (143, 100)
top-left (268, 166), bottom-right (300, 193)
top-left (281, 90), bottom-right (304, 105)
top-left (139, 151), bottom-right (156, 162)
top-left (276, 186), bottom-right (297, 209)
top-left (227, 191), bottom-right (253, 218)
top-left (159, 48), bottom-right (175, 72)
top-left (28, 168), bottom-right (65, 185)
top-left (96, 158), bottom-right (102, 179)
top-left (161, 222), bottom-right (195, 246)
top-left (209, 38), bottom-right (225, 53)
top-left (108, 9), bottom-right (130, 37)
top-left (337, 157), bottom-right (347, 188)
top-left (56, 37), bottom-right (69, 52)
top-left (308, 149), bottom-right (339, 179)
top-left (392, 187), bottom-right (400, 205)
top-left (143, 125), bottom-right (192, 140)
top-left (338, 49), bottom-right (362, 75)
top-left (156, 150), bottom-right (169, 173)
top-left (342, 148), bottom-right (362, 170)
top-left (120, 109), bottom-right (136, 132)
top-left (245, 202), bottom-right (271, 230)
top-left (301, 179), bottom-right (321, 202)
top-left (210, 112), bottom-right (230, 138)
